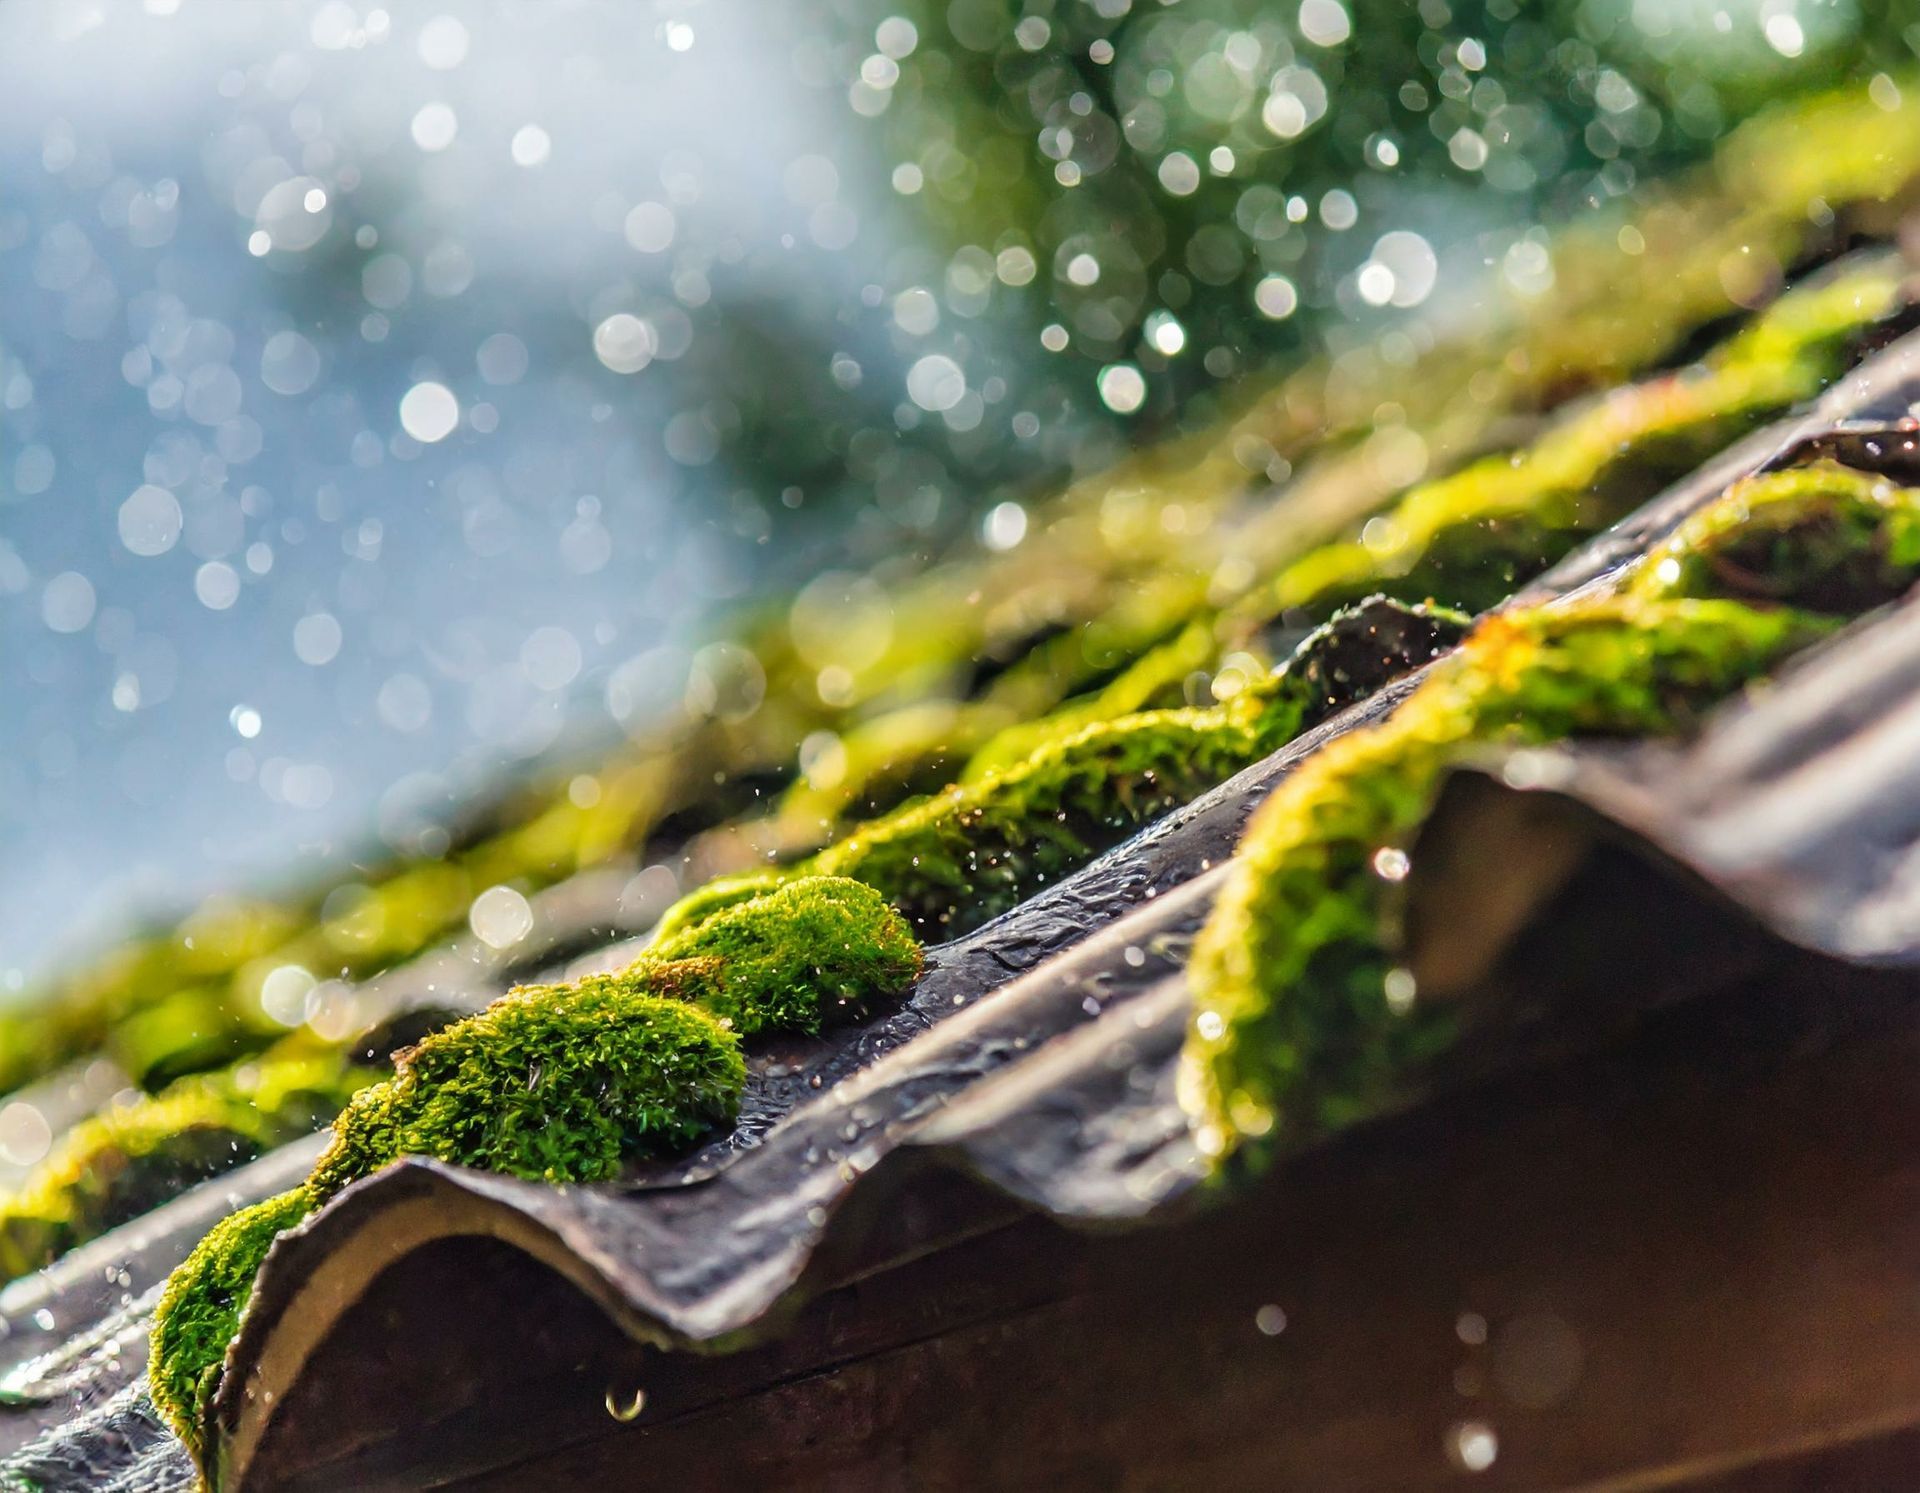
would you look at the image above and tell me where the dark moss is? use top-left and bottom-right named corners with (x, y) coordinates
top-left (655, 600), bottom-right (1468, 944)
top-left (1277, 597), bottom-right (1472, 735)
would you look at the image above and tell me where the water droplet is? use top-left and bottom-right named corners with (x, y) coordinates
top-left (1447, 1420), bottom-right (1498, 1472)
top-left (398, 380), bottom-right (460, 442)
top-left (604, 1384), bottom-right (646, 1422)
top-left (0, 1103), bottom-right (51, 1168)
top-left (469, 885), bottom-right (534, 950)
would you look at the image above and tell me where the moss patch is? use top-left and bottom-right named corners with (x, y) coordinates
top-left (655, 600), bottom-right (1468, 943)
top-left (148, 1185), bottom-right (314, 1458)
top-left (305, 877), bottom-right (917, 1197)
top-left (651, 876), bottom-right (923, 1038)
top-left (1183, 466), bottom-right (1920, 1166)
top-left (1269, 263), bottom-right (1901, 617)
top-left (1181, 595), bottom-right (1834, 1162)
top-left (0, 1054), bottom-right (372, 1280)
top-left (307, 993), bottom-right (745, 1200)
top-left (1629, 461), bottom-right (1920, 612)
top-left (149, 875), bottom-right (923, 1467)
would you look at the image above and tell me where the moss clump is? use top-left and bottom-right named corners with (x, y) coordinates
top-left (655, 601), bottom-right (1468, 943)
top-left (150, 876), bottom-right (924, 1467)
top-left (1629, 461), bottom-right (1920, 612)
top-left (1183, 466), bottom-right (1920, 1166)
top-left (307, 993), bottom-right (745, 1201)
top-left (959, 617), bottom-right (1219, 783)
top-left (149, 998), bottom-right (742, 1466)
top-left (306, 877), bottom-right (918, 1197)
top-left (651, 877), bottom-right (923, 1037)
top-left (1181, 595), bottom-right (1834, 1163)
top-left (1268, 262), bottom-right (1901, 617)
top-left (148, 1185), bottom-right (314, 1458)
top-left (0, 1054), bottom-right (372, 1280)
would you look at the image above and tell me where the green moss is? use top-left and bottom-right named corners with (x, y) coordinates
top-left (1181, 595), bottom-right (1833, 1163)
top-left (886, 260), bottom-right (1901, 819)
top-left (960, 618), bottom-right (1219, 783)
top-left (150, 874), bottom-right (923, 1470)
top-left (0, 1054), bottom-right (371, 1280)
top-left (654, 700), bottom-right (1260, 944)
top-left (777, 700), bottom-right (982, 835)
top-left (2, 877), bottom-right (917, 1295)
top-left (147, 1005), bottom-right (720, 1465)
top-left (148, 1185), bottom-right (314, 1458)
top-left (307, 993), bottom-right (745, 1200)
top-left (1183, 466), bottom-right (1920, 1166)
top-left (305, 876), bottom-right (919, 1197)
top-left (647, 871), bottom-right (777, 944)
top-left (657, 602), bottom-right (1468, 943)
top-left (813, 704), bottom-right (1265, 935)
top-left (776, 572), bottom-right (1212, 835)
top-left (1629, 461), bottom-right (1920, 612)
top-left (1269, 263), bottom-right (1901, 617)
top-left (651, 877), bottom-right (923, 1037)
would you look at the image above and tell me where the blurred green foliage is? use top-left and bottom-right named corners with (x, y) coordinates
top-left (861, 0), bottom-right (1919, 435)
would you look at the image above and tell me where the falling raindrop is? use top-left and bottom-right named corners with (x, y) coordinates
top-left (604, 1384), bottom-right (646, 1422)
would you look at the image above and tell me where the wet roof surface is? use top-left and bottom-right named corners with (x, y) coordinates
top-left (6, 326), bottom-right (1920, 1490)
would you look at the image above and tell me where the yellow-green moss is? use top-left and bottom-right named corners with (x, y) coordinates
top-left (1183, 466), bottom-right (1920, 1165)
top-left (779, 233), bottom-right (1891, 837)
top-left (960, 617), bottom-right (1220, 783)
top-left (649, 876), bottom-right (923, 1038)
top-left (881, 258), bottom-right (1901, 821)
top-left (1629, 461), bottom-right (1920, 611)
top-left (305, 993), bottom-right (745, 1200)
top-left (775, 571), bottom-right (1211, 834)
top-left (1181, 595), bottom-right (1832, 1161)
top-left (0, 1054), bottom-right (372, 1280)
top-left (655, 601), bottom-right (1469, 943)
top-left (151, 994), bottom-right (739, 1461)
top-left (303, 877), bottom-right (918, 1197)
top-left (148, 1185), bottom-right (313, 1458)
top-left (1269, 262), bottom-right (1902, 617)
top-left (1, 890), bottom-right (905, 1287)
top-left (149, 875), bottom-right (923, 1467)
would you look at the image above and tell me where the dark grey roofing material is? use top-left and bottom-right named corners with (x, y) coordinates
top-left (6, 325), bottom-right (1920, 1491)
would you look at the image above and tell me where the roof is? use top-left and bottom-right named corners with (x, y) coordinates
top-left (3, 306), bottom-right (1920, 1491)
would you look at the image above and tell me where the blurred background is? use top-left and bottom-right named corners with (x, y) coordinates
top-left (0, 0), bottom-right (1908, 988)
